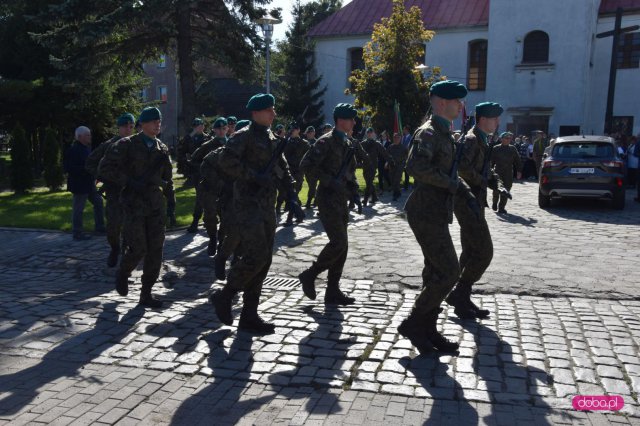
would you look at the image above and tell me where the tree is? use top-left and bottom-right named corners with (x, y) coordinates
top-left (42, 127), bottom-right (64, 191)
top-left (347, 0), bottom-right (442, 131)
top-left (274, 0), bottom-right (342, 128)
top-left (9, 123), bottom-right (33, 193)
top-left (30, 0), bottom-right (278, 131)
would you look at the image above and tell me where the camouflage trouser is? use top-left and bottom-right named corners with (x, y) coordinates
top-left (305, 173), bottom-right (318, 205)
top-left (105, 189), bottom-right (123, 250)
top-left (406, 207), bottom-right (460, 316)
top-left (314, 188), bottom-right (349, 284)
top-left (363, 165), bottom-right (377, 199)
top-left (389, 164), bottom-right (404, 196)
top-left (224, 214), bottom-right (276, 305)
top-left (492, 174), bottom-right (513, 210)
top-left (192, 172), bottom-right (203, 222)
top-left (199, 185), bottom-right (218, 238)
top-left (454, 200), bottom-right (493, 284)
top-left (119, 210), bottom-right (166, 285)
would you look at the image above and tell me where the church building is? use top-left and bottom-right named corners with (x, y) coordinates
top-left (308, 0), bottom-right (640, 136)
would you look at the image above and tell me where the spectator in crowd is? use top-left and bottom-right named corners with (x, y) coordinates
top-left (63, 126), bottom-right (105, 240)
top-left (378, 130), bottom-right (392, 191)
top-left (401, 125), bottom-right (412, 190)
top-left (627, 136), bottom-right (638, 189)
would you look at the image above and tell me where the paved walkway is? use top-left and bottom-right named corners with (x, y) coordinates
top-left (1, 183), bottom-right (639, 425)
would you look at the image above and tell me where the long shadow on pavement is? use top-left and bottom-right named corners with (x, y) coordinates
top-left (0, 302), bottom-right (144, 415)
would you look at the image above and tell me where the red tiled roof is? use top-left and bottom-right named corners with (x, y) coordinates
top-left (308, 0), bottom-right (489, 38)
top-left (599, 0), bottom-right (640, 14)
top-left (308, 0), bottom-right (640, 38)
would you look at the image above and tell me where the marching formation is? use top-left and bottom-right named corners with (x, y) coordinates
top-left (81, 80), bottom-right (520, 355)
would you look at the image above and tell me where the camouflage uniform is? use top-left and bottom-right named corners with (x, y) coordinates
top-left (297, 129), bottom-right (366, 304)
top-left (491, 143), bottom-right (522, 211)
top-left (85, 135), bottom-right (123, 258)
top-left (448, 126), bottom-right (505, 318)
top-left (282, 136), bottom-right (310, 224)
top-left (98, 132), bottom-right (175, 305)
top-left (177, 132), bottom-right (208, 179)
top-left (360, 138), bottom-right (392, 204)
top-left (386, 143), bottom-right (409, 200)
top-left (213, 122), bottom-right (295, 329)
top-left (399, 116), bottom-right (474, 353)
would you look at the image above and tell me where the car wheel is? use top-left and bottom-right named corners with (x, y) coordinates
top-left (612, 190), bottom-right (625, 210)
top-left (538, 189), bottom-right (551, 208)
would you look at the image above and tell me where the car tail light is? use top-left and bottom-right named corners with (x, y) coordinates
top-left (541, 176), bottom-right (549, 184)
top-left (602, 160), bottom-right (624, 168)
top-left (616, 178), bottom-right (623, 187)
top-left (542, 160), bottom-right (562, 168)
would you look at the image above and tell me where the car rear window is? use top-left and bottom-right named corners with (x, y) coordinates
top-left (552, 143), bottom-right (613, 158)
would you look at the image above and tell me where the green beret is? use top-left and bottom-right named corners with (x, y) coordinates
top-left (246, 93), bottom-right (275, 111)
top-left (430, 80), bottom-right (468, 99)
top-left (213, 117), bottom-right (228, 129)
top-left (139, 107), bottom-right (162, 123)
top-left (235, 120), bottom-right (250, 131)
top-left (500, 131), bottom-right (514, 138)
top-left (322, 123), bottom-right (333, 130)
top-left (116, 113), bottom-right (135, 126)
top-left (192, 117), bottom-right (204, 127)
top-left (333, 103), bottom-right (358, 119)
top-left (288, 122), bottom-right (300, 130)
top-left (275, 124), bottom-right (285, 131)
top-left (366, 127), bottom-right (374, 133)
top-left (475, 102), bottom-right (503, 118)
top-left (305, 126), bottom-right (315, 133)
top-left (226, 116), bottom-right (237, 124)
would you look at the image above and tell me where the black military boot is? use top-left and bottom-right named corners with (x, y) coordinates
top-left (425, 308), bottom-right (459, 353)
top-left (446, 282), bottom-right (477, 320)
top-left (238, 299), bottom-right (275, 334)
top-left (299, 262), bottom-right (321, 300)
top-left (186, 219), bottom-right (198, 233)
top-left (371, 192), bottom-right (378, 204)
top-left (363, 194), bottom-right (369, 207)
top-left (139, 282), bottom-right (163, 308)
top-left (398, 309), bottom-right (435, 355)
top-left (213, 254), bottom-right (227, 280)
top-left (115, 270), bottom-right (129, 296)
top-left (209, 286), bottom-right (236, 325)
top-left (207, 235), bottom-right (217, 257)
top-left (492, 201), bottom-right (498, 211)
top-left (305, 198), bottom-right (312, 209)
top-left (275, 200), bottom-right (284, 215)
top-left (324, 280), bottom-right (355, 305)
top-left (107, 246), bottom-right (119, 268)
top-left (465, 282), bottom-right (490, 319)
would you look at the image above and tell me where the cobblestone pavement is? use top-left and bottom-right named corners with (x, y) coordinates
top-left (1, 183), bottom-right (639, 425)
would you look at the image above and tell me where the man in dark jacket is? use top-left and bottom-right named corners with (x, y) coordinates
top-left (64, 126), bottom-right (104, 240)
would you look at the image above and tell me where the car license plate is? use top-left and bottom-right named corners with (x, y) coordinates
top-left (570, 168), bottom-right (595, 174)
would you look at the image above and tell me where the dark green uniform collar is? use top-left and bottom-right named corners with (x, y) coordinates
top-left (140, 132), bottom-right (157, 148)
top-left (432, 115), bottom-right (452, 133)
top-left (474, 127), bottom-right (488, 145)
top-left (250, 121), bottom-right (269, 133)
top-left (333, 129), bottom-right (347, 141)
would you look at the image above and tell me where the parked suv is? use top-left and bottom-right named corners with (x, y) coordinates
top-left (538, 136), bottom-right (625, 209)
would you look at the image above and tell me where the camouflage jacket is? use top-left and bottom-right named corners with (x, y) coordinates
top-left (85, 135), bottom-right (119, 180)
top-left (491, 144), bottom-right (522, 178)
top-left (218, 122), bottom-right (294, 220)
top-left (98, 132), bottom-right (175, 215)
top-left (387, 143), bottom-right (409, 168)
top-left (360, 138), bottom-right (391, 168)
top-left (458, 126), bottom-right (504, 202)
top-left (284, 136), bottom-right (310, 176)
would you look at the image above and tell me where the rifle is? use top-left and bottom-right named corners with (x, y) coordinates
top-left (447, 136), bottom-right (466, 224)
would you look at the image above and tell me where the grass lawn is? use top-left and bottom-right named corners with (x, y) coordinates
top-left (0, 167), bottom-right (409, 231)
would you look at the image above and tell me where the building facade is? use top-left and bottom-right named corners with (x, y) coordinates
top-left (309, 0), bottom-right (640, 136)
top-left (142, 54), bottom-right (180, 150)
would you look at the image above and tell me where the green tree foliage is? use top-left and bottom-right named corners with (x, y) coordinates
top-left (30, 0), bottom-right (277, 130)
top-left (42, 128), bottom-right (64, 191)
top-left (9, 123), bottom-right (33, 193)
top-left (347, 0), bottom-right (443, 131)
top-left (274, 0), bottom-right (342, 128)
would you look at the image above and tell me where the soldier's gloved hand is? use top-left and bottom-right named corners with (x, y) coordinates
top-left (467, 198), bottom-right (482, 221)
top-left (447, 178), bottom-right (459, 194)
top-left (127, 177), bottom-right (146, 192)
top-left (500, 188), bottom-right (513, 199)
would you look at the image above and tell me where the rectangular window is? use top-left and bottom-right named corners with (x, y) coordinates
top-left (617, 32), bottom-right (640, 69)
top-left (158, 54), bottom-right (167, 68)
top-left (468, 40), bottom-right (488, 91)
top-left (156, 85), bottom-right (168, 103)
top-left (348, 48), bottom-right (364, 90)
top-left (140, 88), bottom-right (148, 101)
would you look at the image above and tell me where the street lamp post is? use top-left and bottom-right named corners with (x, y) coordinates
top-left (254, 15), bottom-right (282, 94)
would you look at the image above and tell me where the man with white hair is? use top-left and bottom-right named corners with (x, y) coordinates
top-left (63, 126), bottom-right (105, 240)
